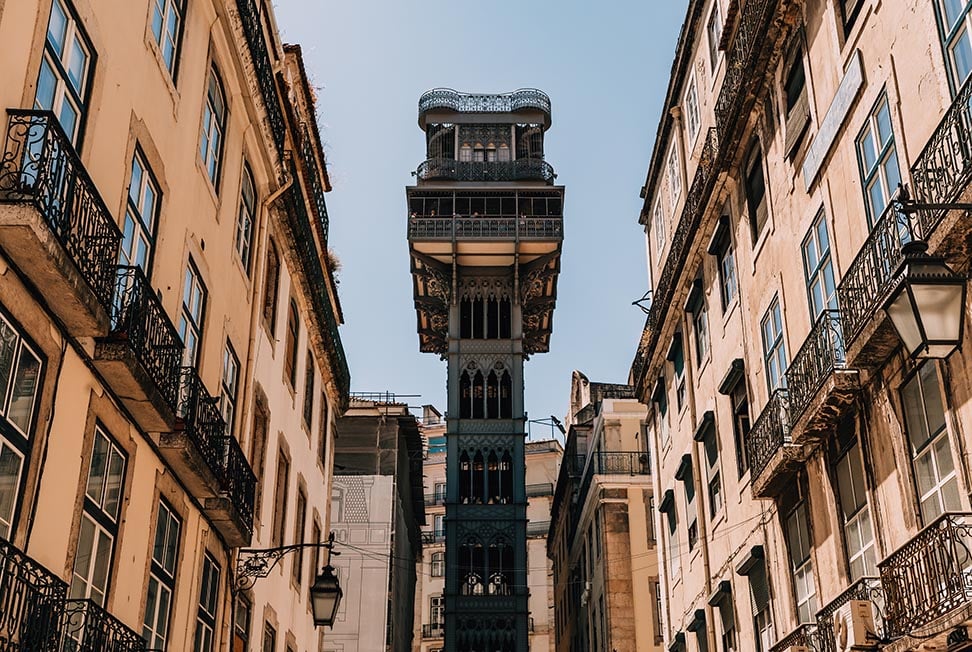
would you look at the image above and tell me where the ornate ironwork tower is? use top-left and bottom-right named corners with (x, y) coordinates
top-left (407, 88), bottom-right (563, 651)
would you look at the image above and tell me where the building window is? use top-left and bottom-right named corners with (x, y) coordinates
top-left (459, 296), bottom-right (512, 340)
top-left (120, 149), bottom-right (159, 275)
top-left (857, 94), bottom-right (901, 223)
top-left (782, 47), bottom-right (810, 157)
top-left (236, 163), bottom-right (257, 272)
top-left (761, 298), bottom-right (787, 392)
top-left (0, 311), bottom-right (44, 541)
top-left (902, 362), bottom-right (961, 523)
top-left (179, 260), bottom-right (207, 368)
top-left (655, 384), bottom-right (670, 448)
top-left (936, 0), bottom-right (972, 89)
top-left (690, 285), bottom-right (709, 362)
top-left (652, 202), bottom-right (666, 261)
top-left (830, 416), bottom-right (877, 581)
top-left (431, 552), bottom-right (444, 577)
top-left (744, 142), bottom-right (768, 243)
top-left (271, 451), bottom-right (290, 547)
top-left (262, 623), bottom-right (276, 652)
top-left (430, 595), bottom-right (444, 626)
top-left (715, 237), bottom-right (737, 311)
top-left (701, 423), bottom-right (723, 519)
top-left (667, 146), bottom-right (682, 205)
top-left (672, 338), bottom-right (687, 411)
top-left (69, 426), bottom-right (125, 606)
top-left (234, 595), bottom-right (251, 652)
top-left (221, 342), bottom-right (239, 438)
top-left (292, 487), bottom-right (307, 587)
top-left (652, 579), bottom-right (664, 642)
top-left (707, 0), bottom-right (723, 70)
top-left (263, 242), bottom-right (280, 333)
top-left (284, 300), bottom-right (299, 387)
top-left (150, 0), bottom-right (184, 76)
top-left (721, 368), bottom-right (752, 478)
top-left (459, 365), bottom-right (512, 419)
top-left (666, 507), bottom-right (680, 580)
top-left (679, 458), bottom-right (698, 551)
top-left (200, 65), bottom-right (227, 186)
top-left (685, 77), bottom-right (700, 145)
top-left (433, 513), bottom-right (444, 538)
top-left (36, 0), bottom-right (92, 144)
top-left (319, 395), bottom-right (329, 466)
top-left (802, 210), bottom-right (837, 318)
top-left (783, 483), bottom-right (817, 623)
top-left (840, 0), bottom-right (863, 32)
top-left (142, 500), bottom-right (181, 650)
top-left (746, 560), bottom-right (774, 651)
top-left (192, 553), bottom-right (220, 652)
top-left (303, 351), bottom-right (315, 430)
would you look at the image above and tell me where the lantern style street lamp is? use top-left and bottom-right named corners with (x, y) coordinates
top-left (883, 240), bottom-right (967, 360)
top-left (310, 563), bottom-right (343, 627)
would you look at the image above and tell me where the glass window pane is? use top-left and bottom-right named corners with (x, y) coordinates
top-left (0, 442), bottom-right (23, 539)
top-left (67, 38), bottom-right (87, 95)
top-left (104, 446), bottom-right (125, 520)
top-left (942, 0), bottom-right (967, 30)
top-left (91, 528), bottom-right (112, 603)
top-left (85, 432), bottom-right (108, 505)
top-left (164, 512), bottom-right (179, 573)
top-left (877, 102), bottom-right (893, 146)
top-left (47, 0), bottom-right (68, 55)
top-left (72, 515), bottom-right (95, 597)
top-left (860, 131), bottom-right (876, 171)
top-left (8, 346), bottom-right (40, 434)
top-left (920, 363), bottom-right (947, 435)
top-left (35, 59), bottom-right (58, 111)
top-left (952, 33), bottom-right (972, 85)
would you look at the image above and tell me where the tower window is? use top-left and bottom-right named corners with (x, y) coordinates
top-left (460, 297), bottom-right (512, 340)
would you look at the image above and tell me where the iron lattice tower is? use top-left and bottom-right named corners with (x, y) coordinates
top-left (407, 88), bottom-right (563, 651)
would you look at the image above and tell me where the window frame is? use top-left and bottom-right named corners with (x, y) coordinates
top-left (760, 297), bottom-right (788, 393)
top-left (684, 75), bottom-right (701, 146)
top-left (119, 147), bottom-right (161, 277)
top-left (801, 210), bottom-right (837, 319)
top-left (292, 485), bottom-right (307, 587)
top-left (270, 450), bottom-right (290, 547)
top-left (221, 341), bottom-right (240, 438)
top-left (667, 145), bottom-right (682, 206)
top-left (284, 299), bottom-right (300, 388)
top-left (744, 142), bottom-right (769, 243)
top-left (707, 0), bottom-right (724, 73)
top-left (855, 92), bottom-right (902, 226)
top-left (192, 552), bottom-right (221, 652)
top-left (179, 258), bottom-right (207, 368)
top-left (142, 499), bottom-right (181, 650)
top-left (149, 0), bottom-right (186, 80)
top-left (200, 64), bottom-right (228, 188)
top-left (302, 350), bottom-right (315, 431)
top-left (262, 241), bottom-right (281, 333)
top-left (235, 162), bottom-right (258, 273)
top-left (934, 0), bottom-right (972, 93)
top-left (36, 0), bottom-right (95, 146)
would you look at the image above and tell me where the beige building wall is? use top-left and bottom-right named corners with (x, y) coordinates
top-left (0, 1), bottom-right (345, 650)
top-left (634, 0), bottom-right (972, 651)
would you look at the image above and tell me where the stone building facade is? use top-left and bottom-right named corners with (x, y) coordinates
top-left (632, 0), bottom-right (972, 651)
top-left (0, 1), bottom-right (348, 650)
top-left (548, 372), bottom-right (661, 652)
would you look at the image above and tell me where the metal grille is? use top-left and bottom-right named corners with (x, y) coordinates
top-left (234, 0), bottom-right (286, 159)
top-left (747, 389), bottom-right (791, 480)
top-left (416, 158), bottom-right (555, 183)
top-left (0, 536), bottom-right (67, 651)
top-left (61, 599), bottom-right (146, 652)
top-left (785, 309), bottom-right (846, 424)
top-left (418, 88), bottom-right (551, 116)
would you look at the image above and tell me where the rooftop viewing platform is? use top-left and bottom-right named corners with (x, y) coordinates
top-left (418, 88), bottom-right (552, 129)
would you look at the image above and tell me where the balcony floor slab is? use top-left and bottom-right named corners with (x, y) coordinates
top-left (0, 203), bottom-right (109, 337)
top-left (790, 369), bottom-right (861, 446)
top-left (203, 495), bottom-right (252, 547)
top-left (156, 428), bottom-right (222, 499)
top-left (751, 444), bottom-right (805, 499)
top-left (92, 340), bottom-right (175, 433)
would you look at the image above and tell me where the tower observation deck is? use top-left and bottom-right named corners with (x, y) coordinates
top-left (407, 88), bottom-right (564, 651)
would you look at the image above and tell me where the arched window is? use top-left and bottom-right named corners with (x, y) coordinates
top-left (459, 296), bottom-right (512, 340)
top-left (472, 299), bottom-right (485, 339)
top-left (472, 451), bottom-right (485, 504)
top-left (486, 371), bottom-right (500, 418)
top-left (460, 298), bottom-right (473, 339)
top-left (472, 371), bottom-right (485, 419)
top-left (487, 538), bottom-right (512, 596)
top-left (500, 372), bottom-right (513, 418)
top-left (459, 451), bottom-right (471, 503)
top-left (487, 451), bottom-right (500, 504)
top-left (460, 371), bottom-right (472, 419)
top-left (262, 241), bottom-right (280, 331)
top-left (500, 298), bottom-right (512, 339)
top-left (459, 538), bottom-right (484, 595)
top-left (486, 298), bottom-right (499, 339)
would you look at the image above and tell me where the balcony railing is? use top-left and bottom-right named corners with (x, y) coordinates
top-left (409, 216), bottom-right (563, 241)
top-left (421, 623), bottom-right (444, 639)
top-left (0, 109), bottom-right (121, 310)
top-left (879, 512), bottom-right (972, 637)
top-left (418, 88), bottom-right (551, 117)
top-left (283, 175), bottom-right (350, 403)
top-left (299, 125), bottom-right (330, 244)
top-left (425, 492), bottom-right (446, 506)
top-left (576, 451), bottom-right (651, 515)
top-left (769, 623), bottom-right (820, 652)
top-left (415, 158), bottom-right (556, 183)
top-left (176, 366), bottom-right (227, 483)
top-left (234, 0), bottom-right (286, 159)
top-left (815, 577), bottom-right (884, 652)
top-left (0, 536), bottom-right (67, 650)
top-left (217, 432), bottom-right (257, 538)
top-left (421, 531), bottom-right (446, 544)
top-left (785, 309), bottom-right (846, 425)
top-left (835, 200), bottom-right (913, 347)
top-left (106, 266), bottom-right (183, 410)
top-left (61, 599), bottom-right (145, 652)
top-left (747, 389), bottom-right (791, 481)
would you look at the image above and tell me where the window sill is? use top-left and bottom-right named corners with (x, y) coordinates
top-left (722, 296), bottom-right (739, 328)
top-left (749, 219), bottom-right (774, 272)
top-left (143, 32), bottom-right (180, 115)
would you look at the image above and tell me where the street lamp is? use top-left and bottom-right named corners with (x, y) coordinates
top-left (883, 240), bottom-right (967, 360)
top-left (235, 532), bottom-right (344, 629)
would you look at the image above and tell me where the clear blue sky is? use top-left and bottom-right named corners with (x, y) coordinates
top-left (274, 0), bottom-right (688, 432)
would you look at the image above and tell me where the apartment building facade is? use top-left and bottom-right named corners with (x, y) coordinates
top-left (0, 1), bottom-right (348, 650)
top-left (548, 372), bottom-right (660, 652)
top-left (632, 0), bottom-right (972, 651)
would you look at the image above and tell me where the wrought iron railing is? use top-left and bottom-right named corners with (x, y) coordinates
top-left (785, 310), bottom-right (846, 425)
top-left (878, 512), bottom-right (972, 637)
top-left (909, 72), bottom-right (972, 238)
top-left (283, 174), bottom-right (350, 403)
top-left (176, 366), bottom-right (226, 481)
top-left (834, 199), bottom-right (913, 346)
top-left (217, 433), bottom-right (257, 538)
top-left (424, 492), bottom-right (446, 506)
top-left (106, 266), bottom-right (183, 411)
top-left (632, 128), bottom-right (719, 388)
top-left (234, 0), bottom-right (286, 159)
top-left (576, 451), bottom-right (651, 515)
top-left (415, 158), bottom-right (556, 183)
top-left (299, 125), bottom-right (329, 244)
top-left (60, 599), bottom-right (145, 652)
top-left (422, 623), bottom-right (444, 639)
top-left (815, 577), bottom-right (884, 652)
top-left (769, 623), bottom-right (821, 652)
top-left (418, 88), bottom-right (551, 117)
top-left (747, 389), bottom-right (791, 480)
top-left (0, 110), bottom-right (122, 311)
top-left (421, 531), bottom-right (446, 544)
top-left (0, 536), bottom-right (67, 651)
top-left (408, 216), bottom-right (563, 241)
top-left (713, 0), bottom-right (778, 137)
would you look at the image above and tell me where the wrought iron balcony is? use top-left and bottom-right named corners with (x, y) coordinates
top-left (235, 0), bottom-right (286, 159)
top-left (769, 623), bottom-right (821, 652)
top-left (815, 577), bottom-right (884, 652)
top-left (418, 88), bottom-right (551, 121)
top-left (421, 531), bottom-right (446, 544)
top-left (282, 174), bottom-right (350, 405)
top-left (748, 389), bottom-right (803, 497)
top-left (878, 512), bottom-right (972, 637)
top-left (422, 623), bottom-right (444, 639)
top-left (415, 158), bottom-right (556, 184)
top-left (95, 266), bottom-right (182, 432)
top-left (158, 366), bottom-right (225, 490)
top-left (785, 310), bottom-right (859, 441)
top-left (408, 215), bottom-right (563, 241)
top-left (0, 109), bottom-right (121, 336)
top-left (61, 598), bottom-right (146, 652)
top-left (298, 125), bottom-right (330, 244)
top-left (0, 535), bottom-right (67, 650)
top-left (208, 431), bottom-right (257, 547)
top-left (575, 451), bottom-right (651, 520)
